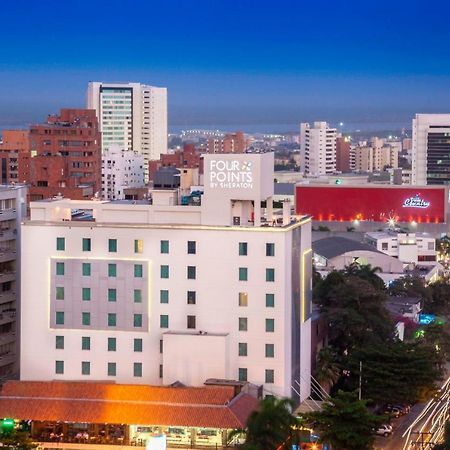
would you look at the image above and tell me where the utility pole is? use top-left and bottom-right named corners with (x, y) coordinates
top-left (358, 361), bottom-right (362, 400)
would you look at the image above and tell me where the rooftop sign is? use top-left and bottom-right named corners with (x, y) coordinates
top-left (208, 160), bottom-right (253, 189)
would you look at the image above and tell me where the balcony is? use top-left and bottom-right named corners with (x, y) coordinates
top-left (0, 310), bottom-right (16, 325)
top-left (0, 352), bottom-right (16, 367)
top-left (0, 291), bottom-right (16, 305)
top-left (0, 272), bottom-right (15, 284)
top-left (0, 210), bottom-right (17, 222)
top-left (0, 331), bottom-right (15, 346)
top-left (0, 229), bottom-right (16, 242)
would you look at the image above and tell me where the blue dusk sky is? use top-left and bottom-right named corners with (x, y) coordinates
top-left (1, 0), bottom-right (450, 131)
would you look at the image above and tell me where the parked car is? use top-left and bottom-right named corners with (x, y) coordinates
top-left (392, 404), bottom-right (411, 414)
top-left (383, 405), bottom-right (402, 417)
top-left (376, 424), bottom-right (393, 437)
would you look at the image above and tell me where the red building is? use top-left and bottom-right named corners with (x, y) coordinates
top-left (28, 109), bottom-right (101, 201)
top-left (149, 143), bottom-right (203, 181)
top-left (336, 137), bottom-right (351, 173)
top-left (295, 185), bottom-right (448, 224)
top-left (0, 130), bottom-right (31, 184)
top-left (207, 131), bottom-right (246, 154)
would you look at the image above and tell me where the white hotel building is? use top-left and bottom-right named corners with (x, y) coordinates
top-left (87, 82), bottom-right (168, 180)
top-left (20, 153), bottom-right (312, 402)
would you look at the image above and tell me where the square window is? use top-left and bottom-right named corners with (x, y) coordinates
top-left (265, 369), bottom-right (274, 384)
top-left (108, 337), bottom-right (116, 351)
top-left (239, 267), bottom-right (248, 281)
top-left (108, 288), bottom-right (117, 302)
top-left (187, 266), bottom-right (196, 279)
top-left (187, 315), bottom-right (196, 329)
top-left (160, 314), bottom-right (169, 328)
top-left (82, 336), bottom-right (90, 350)
top-left (160, 265), bottom-right (169, 279)
top-left (134, 264), bottom-right (143, 278)
top-left (55, 360), bottom-right (64, 374)
top-left (239, 242), bottom-right (248, 256)
top-left (56, 286), bottom-right (64, 300)
top-left (108, 263), bottom-right (117, 277)
top-left (56, 237), bottom-right (65, 251)
top-left (187, 291), bottom-right (196, 305)
top-left (238, 368), bottom-right (247, 382)
top-left (160, 290), bottom-right (169, 304)
top-left (160, 240), bottom-right (169, 254)
top-left (108, 239), bottom-right (117, 252)
top-left (134, 314), bottom-right (142, 328)
top-left (265, 344), bottom-right (274, 358)
top-left (187, 241), bottom-right (196, 254)
top-left (238, 342), bottom-right (248, 356)
top-left (82, 263), bottom-right (91, 276)
top-left (134, 239), bottom-right (143, 253)
top-left (55, 335), bottom-right (64, 349)
top-left (55, 311), bottom-right (64, 325)
top-left (266, 293), bottom-right (275, 308)
top-left (266, 268), bottom-right (275, 282)
top-left (266, 318), bottom-right (275, 332)
top-left (266, 243), bottom-right (275, 256)
top-left (134, 338), bottom-right (143, 352)
top-left (56, 262), bottom-right (65, 276)
top-left (82, 238), bottom-right (91, 252)
top-left (107, 362), bottom-right (116, 376)
top-left (134, 362), bottom-right (142, 377)
top-left (108, 313), bottom-right (116, 327)
top-left (134, 289), bottom-right (142, 303)
top-left (239, 317), bottom-right (248, 331)
top-left (239, 292), bottom-right (248, 307)
top-left (82, 287), bottom-right (91, 301)
top-left (81, 361), bottom-right (90, 375)
top-left (82, 312), bottom-right (91, 326)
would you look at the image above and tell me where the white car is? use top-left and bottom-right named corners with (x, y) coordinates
top-left (376, 424), bottom-right (393, 437)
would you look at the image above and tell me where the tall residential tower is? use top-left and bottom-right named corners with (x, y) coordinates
top-left (87, 82), bottom-right (168, 180)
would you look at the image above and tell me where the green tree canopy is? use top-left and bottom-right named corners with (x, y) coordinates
top-left (307, 390), bottom-right (383, 450)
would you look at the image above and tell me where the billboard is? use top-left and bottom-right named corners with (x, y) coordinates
top-left (295, 185), bottom-right (447, 223)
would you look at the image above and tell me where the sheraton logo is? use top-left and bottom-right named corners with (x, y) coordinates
top-left (209, 160), bottom-right (253, 189)
top-left (402, 194), bottom-right (430, 209)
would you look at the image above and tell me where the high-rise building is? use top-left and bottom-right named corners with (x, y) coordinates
top-left (336, 136), bottom-right (351, 173)
top-left (102, 145), bottom-right (145, 200)
top-left (28, 109), bottom-right (101, 201)
top-left (0, 185), bottom-right (27, 379)
top-left (207, 131), bottom-right (246, 154)
top-left (0, 130), bottom-right (31, 185)
top-left (20, 152), bottom-right (312, 402)
top-left (300, 122), bottom-right (337, 176)
top-left (412, 114), bottom-right (450, 185)
top-left (87, 82), bottom-right (168, 179)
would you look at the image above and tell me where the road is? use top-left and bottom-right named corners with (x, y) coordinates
top-left (374, 374), bottom-right (450, 450)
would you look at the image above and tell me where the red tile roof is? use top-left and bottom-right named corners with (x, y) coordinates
top-left (0, 381), bottom-right (259, 429)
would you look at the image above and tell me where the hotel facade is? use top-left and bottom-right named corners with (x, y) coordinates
top-left (20, 152), bottom-right (312, 402)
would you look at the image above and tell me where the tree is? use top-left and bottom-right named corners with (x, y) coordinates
top-left (314, 348), bottom-right (341, 393)
top-left (389, 275), bottom-right (431, 302)
top-left (346, 340), bottom-right (443, 405)
top-left (316, 275), bottom-right (394, 355)
top-left (434, 421), bottom-right (450, 450)
top-left (237, 396), bottom-right (298, 450)
top-left (307, 390), bottom-right (383, 450)
top-left (0, 430), bottom-right (36, 450)
top-left (428, 279), bottom-right (450, 315)
top-left (344, 263), bottom-right (385, 291)
top-left (418, 323), bottom-right (450, 363)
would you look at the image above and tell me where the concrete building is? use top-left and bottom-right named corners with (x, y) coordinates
top-left (28, 109), bottom-right (101, 201)
top-left (300, 122), bottom-right (337, 176)
top-left (354, 141), bottom-right (398, 173)
top-left (87, 82), bottom-right (168, 179)
top-left (102, 146), bottom-right (145, 201)
top-left (0, 185), bottom-right (27, 379)
top-left (365, 231), bottom-right (437, 265)
top-left (207, 132), bottom-right (246, 154)
top-left (354, 146), bottom-right (373, 172)
top-left (336, 136), bottom-right (351, 173)
top-left (21, 152), bottom-right (312, 402)
top-left (412, 114), bottom-right (450, 185)
top-left (0, 130), bottom-right (30, 185)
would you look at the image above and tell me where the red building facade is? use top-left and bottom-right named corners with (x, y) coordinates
top-left (295, 185), bottom-right (447, 224)
top-left (29, 109), bottom-right (101, 200)
top-left (336, 137), bottom-right (351, 173)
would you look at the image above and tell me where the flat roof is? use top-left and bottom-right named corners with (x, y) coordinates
top-left (0, 381), bottom-right (259, 429)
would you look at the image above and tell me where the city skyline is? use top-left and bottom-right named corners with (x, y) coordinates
top-left (2, 0), bottom-right (450, 129)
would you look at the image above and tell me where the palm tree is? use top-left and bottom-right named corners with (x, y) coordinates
top-left (314, 347), bottom-right (341, 393)
top-left (344, 263), bottom-right (384, 291)
top-left (233, 396), bottom-right (298, 450)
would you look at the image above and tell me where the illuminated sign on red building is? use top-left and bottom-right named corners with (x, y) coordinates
top-left (295, 185), bottom-right (448, 223)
